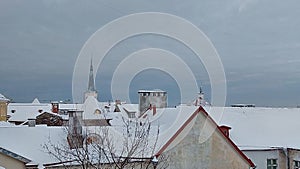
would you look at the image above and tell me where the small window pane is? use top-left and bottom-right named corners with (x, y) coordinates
top-left (267, 159), bottom-right (277, 169)
top-left (294, 160), bottom-right (300, 169)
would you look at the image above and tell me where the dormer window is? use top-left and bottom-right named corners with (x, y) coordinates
top-left (94, 109), bottom-right (101, 114)
top-left (11, 110), bottom-right (16, 113)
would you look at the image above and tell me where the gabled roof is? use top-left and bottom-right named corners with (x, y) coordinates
top-left (0, 147), bottom-right (31, 164)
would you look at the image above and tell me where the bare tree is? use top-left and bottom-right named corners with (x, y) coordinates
top-left (43, 116), bottom-right (168, 169)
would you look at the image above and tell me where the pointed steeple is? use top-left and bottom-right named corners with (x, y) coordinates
top-left (84, 58), bottom-right (98, 102)
top-left (88, 58), bottom-right (96, 92)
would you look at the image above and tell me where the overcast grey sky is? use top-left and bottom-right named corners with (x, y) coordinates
top-left (1, 0), bottom-right (300, 107)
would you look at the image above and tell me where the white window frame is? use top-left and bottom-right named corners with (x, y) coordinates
top-left (294, 160), bottom-right (300, 169)
top-left (267, 159), bottom-right (278, 169)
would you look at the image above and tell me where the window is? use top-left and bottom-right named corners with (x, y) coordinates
top-left (267, 159), bottom-right (277, 169)
top-left (128, 112), bottom-right (135, 118)
top-left (294, 160), bottom-right (300, 169)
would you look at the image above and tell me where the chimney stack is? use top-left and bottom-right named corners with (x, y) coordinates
top-left (28, 118), bottom-right (36, 127)
top-left (67, 110), bottom-right (83, 149)
top-left (219, 125), bottom-right (231, 137)
top-left (51, 102), bottom-right (59, 113)
top-left (153, 105), bottom-right (157, 116)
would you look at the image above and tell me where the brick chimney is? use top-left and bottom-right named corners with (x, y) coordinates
top-left (219, 125), bottom-right (231, 137)
top-left (51, 102), bottom-right (59, 113)
top-left (152, 105), bottom-right (157, 116)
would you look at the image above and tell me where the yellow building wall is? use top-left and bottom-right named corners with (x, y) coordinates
top-left (0, 102), bottom-right (8, 121)
top-left (0, 153), bottom-right (26, 169)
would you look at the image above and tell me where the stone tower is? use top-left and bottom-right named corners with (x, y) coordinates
top-left (138, 90), bottom-right (167, 115)
top-left (0, 94), bottom-right (10, 121)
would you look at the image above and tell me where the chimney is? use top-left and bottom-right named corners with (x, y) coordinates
top-left (115, 100), bottom-right (121, 105)
top-left (153, 105), bottom-right (157, 116)
top-left (28, 118), bottom-right (36, 127)
top-left (51, 102), bottom-right (59, 113)
top-left (219, 125), bottom-right (231, 137)
top-left (67, 110), bottom-right (83, 149)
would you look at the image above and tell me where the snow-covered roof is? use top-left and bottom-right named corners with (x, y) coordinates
top-left (119, 104), bottom-right (138, 112)
top-left (0, 93), bottom-right (9, 102)
top-left (8, 103), bottom-right (52, 122)
top-left (0, 102), bottom-right (258, 168)
top-left (58, 103), bottom-right (83, 110)
top-left (82, 96), bottom-right (105, 119)
top-left (108, 104), bottom-right (200, 154)
top-left (0, 104), bottom-right (202, 167)
top-left (0, 121), bottom-right (15, 127)
top-left (0, 125), bottom-right (66, 168)
top-left (207, 107), bottom-right (300, 150)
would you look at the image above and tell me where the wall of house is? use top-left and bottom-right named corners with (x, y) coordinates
top-left (164, 111), bottom-right (251, 169)
top-left (0, 102), bottom-right (8, 121)
top-left (210, 129), bottom-right (250, 169)
top-left (278, 149), bottom-right (287, 169)
top-left (288, 149), bottom-right (300, 169)
top-left (0, 153), bottom-right (26, 169)
top-left (243, 149), bottom-right (286, 169)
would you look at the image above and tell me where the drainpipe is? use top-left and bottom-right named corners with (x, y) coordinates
top-left (283, 148), bottom-right (290, 169)
top-left (287, 148), bottom-right (290, 169)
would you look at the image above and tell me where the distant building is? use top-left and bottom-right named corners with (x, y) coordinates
top-left (243, 147), bottom-right (300, 169)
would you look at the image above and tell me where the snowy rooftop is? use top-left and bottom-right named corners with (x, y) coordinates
top-left (0, 125), bottom-right (65, 168)
top-left (6, 95), bottom-right (291, 166)
top-left (0, 103), bottom-right (200, 167)
top-left (7, 103), bottom-right (52, 122)
top-left (207, 107), bottom-right (300, 150)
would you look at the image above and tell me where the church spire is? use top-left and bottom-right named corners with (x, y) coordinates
top-left (84, 58), bottom-right (98, 102)
top-left (88, 58), bottom-right (96, 92)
